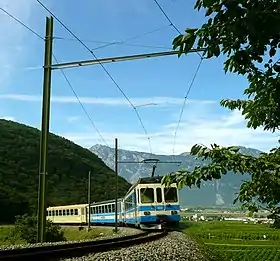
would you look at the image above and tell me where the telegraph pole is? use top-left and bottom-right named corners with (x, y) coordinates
top-left (114, 138), bottom-right (118, 233)
top-left (37, 16), bottom-right (53, 243)
top-left (88, 171), bottom-right (91, 230)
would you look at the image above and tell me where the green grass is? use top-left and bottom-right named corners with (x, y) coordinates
top-left (0, 225), bottom-right (115, 245)
top-left (182, 221), bottom-right (280, 261)
top-left (0, 225), bottom-right (24, 245)
top-left (61, 227), bottom-right (115, 241)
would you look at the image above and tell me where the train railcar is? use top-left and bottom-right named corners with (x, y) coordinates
top-left (46, 204), bottom-right (87, 225)
top-left (122, 176), bottom-right (180, 229)
top-left (89, 198), bottom-right (123, 225)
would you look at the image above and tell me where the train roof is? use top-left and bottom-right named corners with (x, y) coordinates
top-left (126, 176), bottom-right (164, 195)
top-left (90, 198), bottom-right (123, 206)
top-left (47, 203), bottom-right (88, 209)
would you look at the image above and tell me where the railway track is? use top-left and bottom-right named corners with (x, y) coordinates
top-left (0, 230), bottom-right (167, 261)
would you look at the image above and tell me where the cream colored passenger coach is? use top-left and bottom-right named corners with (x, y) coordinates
top-left (47, 204), bottom-right (88, 224)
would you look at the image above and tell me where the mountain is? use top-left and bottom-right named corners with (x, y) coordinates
top-left (0, 120), bottom-right (131, 223)
top-left (90, 144), bottom-right (262, 207)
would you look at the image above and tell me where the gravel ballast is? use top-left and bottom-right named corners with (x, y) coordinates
top-left (60, 231), bottom-right (208, 261)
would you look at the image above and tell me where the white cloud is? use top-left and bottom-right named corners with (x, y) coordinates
top-left (60, 109), bottom-right (279, 155)
top-left (0, 1), bottom-right (35, 86)
top-left (67, 116), bottom-right (80, 122)
top-left (0, 94), bottom-right (215, 107)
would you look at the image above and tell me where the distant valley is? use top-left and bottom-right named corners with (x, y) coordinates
top-left (90, 144), bottom-right (262, 207)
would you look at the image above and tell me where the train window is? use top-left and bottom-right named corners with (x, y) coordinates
top-left (66, 209), bottom-right (70, 215)
top-left (98, 206), bottom-right (101, 214)
top-left (63, 210), bottom-right (66, 216)
top-left (55, 210), bottom-right (58, 216)
top-left (90, 207), bottom-right (93, 214)
top-left (156, 188), bottom-right (162, 203)
top-left (105, 205), bottom-right (108, 213)
top-left (74, 209), bottom-right (78, 215)
top-left (108, 205), bottom-right (112, 213)
top-left (47, 211), bottom-right (50, 216)
top-left (52, 210), bottom-right (55, 216)
top-left (164, 188), bottom-right (178, 203)
top-left (112, 204), bottom-right (115, 213)
top-left (70, 209), bottom-right (74, 215)
top-left (93, 207), bottom-right (96, 214)
top-left (59, 210), bottom-right (62, 216)
top-left (81, 208), bottom-right (84, 215)
top-left (140, 188), bottom-right (154, 203)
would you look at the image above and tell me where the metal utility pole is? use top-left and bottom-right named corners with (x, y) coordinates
top-left (37, 16), bottom-right (53, 243)
top-left (88, 171), bottom-right (91, 230)
top-left (114, 138), bottom-right (118, 233)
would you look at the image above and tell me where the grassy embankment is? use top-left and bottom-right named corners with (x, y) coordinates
top-left (0, 225), bottom-right (114, 245)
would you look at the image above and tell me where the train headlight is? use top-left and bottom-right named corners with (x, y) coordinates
top-left (171, 211), bottom-right (178, 215)
top-left (144, 211), bottom-right (151, 216)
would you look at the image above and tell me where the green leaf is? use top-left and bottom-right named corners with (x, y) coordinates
top-left (185, 28), bottom-right (198, 34)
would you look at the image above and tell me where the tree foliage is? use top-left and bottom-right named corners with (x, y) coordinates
top-left (163, 0), bottom-right (280, 222)
top-left (0, 120), bottom-right (131, 224)
top-left (9, 214), bottom-right (65, 244)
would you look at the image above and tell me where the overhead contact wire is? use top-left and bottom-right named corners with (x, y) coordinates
top-left (0, 7), bottom-right (108, 146)
top-left (172, 58), bottom-right (203, 159)
top-left (37, 0), bottom-right (153, 154)
top-left (153, 0), bottom-right (203, 59)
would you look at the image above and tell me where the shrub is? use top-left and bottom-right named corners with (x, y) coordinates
top-left (10, 214), bottom-right (65, 244)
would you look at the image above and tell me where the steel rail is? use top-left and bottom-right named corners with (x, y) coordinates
top-left (0, 230), bottom-right (167, 261)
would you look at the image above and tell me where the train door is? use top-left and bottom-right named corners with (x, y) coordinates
top-left (134, 190), bottom-right (137, 223)
top-left (155, 187), bottom-right (164, 214)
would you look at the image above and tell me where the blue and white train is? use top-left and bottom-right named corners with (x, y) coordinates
top-left (47, 176), bottom-right (181, 229)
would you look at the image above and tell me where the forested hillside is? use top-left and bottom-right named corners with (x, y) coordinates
top-left (0, 120), bottom-right (131, 223)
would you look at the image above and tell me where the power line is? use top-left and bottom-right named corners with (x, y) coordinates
top-left (0, 7), bottom-right (108, 146)
top-left (172, 57), bottom-right (204, 159)
top-left (54, 25), bottom-right (172, 52)
top-left (153, 0), bottom-right (181, 34)
top-left (56, 40), bottom-right (172, 51)
top-left (52, 55), bottom-right (109, 146)
top-left (0, 7), bottom-right (44, 40)
top-left (152, 0), bottom-right (205, 158)
top-left (37, 0), bottom-right (153, 154)
top-left (91, 25), bottom-right (172, 51)
top-left (152, 0), bottom-right (203, 59)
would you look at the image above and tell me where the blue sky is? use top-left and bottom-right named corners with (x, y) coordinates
top-left (0, 0), bottom-right (278, 154)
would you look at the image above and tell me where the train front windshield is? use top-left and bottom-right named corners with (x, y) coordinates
top-left (140, 188), bottom-right (154, 203)
top-left (164, 187), bottom-right (178, 203)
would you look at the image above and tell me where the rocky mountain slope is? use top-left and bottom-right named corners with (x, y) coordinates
top-left (90, 144), bottom-right (262, 207)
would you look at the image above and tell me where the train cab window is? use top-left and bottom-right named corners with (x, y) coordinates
top-left (156, 188), bottom-right (162, 203)
top-left (63, 210), bottom-right (66, 216)
top-left (140, 188), bottom-right (154, 203)
top-left (164, 188), bottom-right (178, 203)
top-left (70, 209), bottom-right (74, 215)
top-left (59, 210), bottom-right (62, 216)
top-left (66, 209), bottom-right (70, 215)
top-left (74, 209), bottom-right (78, 215)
